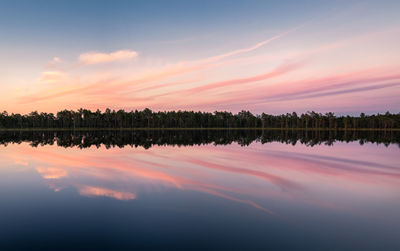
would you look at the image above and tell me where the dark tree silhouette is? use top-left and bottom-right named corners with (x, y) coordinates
top-left (0, 109), bottom-right (399, 129)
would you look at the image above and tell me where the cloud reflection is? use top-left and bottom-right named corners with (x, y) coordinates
top-left (0, 141), bottom-right (399, 213)
top-left (78, 185), bottom-right (136, 200)
top-left (36, 167), bottom-right (68, 179)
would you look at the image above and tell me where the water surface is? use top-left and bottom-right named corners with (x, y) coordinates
top-left (0, 130), bottom-right (399, 250)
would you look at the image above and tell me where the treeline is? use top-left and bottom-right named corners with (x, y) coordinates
top-left (1, 130), bottom-right (399, 149)
top-left (0, 108), bottom-right (399, 129)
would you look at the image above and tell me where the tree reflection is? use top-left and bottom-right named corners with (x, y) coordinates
top-left (0, 129), bottom-right (398, 149)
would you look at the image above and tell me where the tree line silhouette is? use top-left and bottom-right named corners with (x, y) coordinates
top-left (0, 129), bottom-right (398, 149)
top-left (0, 109), bottom-right (399, 129)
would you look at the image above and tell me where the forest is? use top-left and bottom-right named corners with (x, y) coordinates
top-left (0, 108), bottom-right (399, 129)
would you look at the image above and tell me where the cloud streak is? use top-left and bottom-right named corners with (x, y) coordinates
top-left (38, 71), bottom-right (68, 83)
top-left (79, 50), bottom-right (138, 64)
top-left (181, 61), bottom-right (304, 95)
top-left (18, 29), bottom-right (292, 105)
top-left (11, 24), bottom-right (400, 114)
top-left (182, 70), bottom-right (400, 111)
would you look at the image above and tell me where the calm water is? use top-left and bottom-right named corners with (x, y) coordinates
top-left (0, 131), bottom-right (399, 250)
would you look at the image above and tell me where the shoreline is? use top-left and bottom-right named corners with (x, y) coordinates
top-left (0, 128), bottom-right (399, 131)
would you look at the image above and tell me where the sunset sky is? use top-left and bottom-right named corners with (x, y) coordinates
top-left (1, 0), bottom-right (400, 115)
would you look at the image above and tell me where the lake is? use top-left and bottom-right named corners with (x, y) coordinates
top-left (0, 130), bottom-right (399, 250)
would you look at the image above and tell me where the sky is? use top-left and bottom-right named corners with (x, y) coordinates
top-left (1, 0), bottom-right (400, 115)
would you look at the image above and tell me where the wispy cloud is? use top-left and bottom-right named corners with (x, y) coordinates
top-left (79, 50), bottom-right (138, 64)
top-left (202, 29), bottom-right (294, 63)
top-left (14, 25), bottom-right (400, 114)
top-left (268, 81), bottom-right (400, 102)
top-left (38, 71), bottom-right (68, 83)
top-left (47, 57), bottom-right (62, 67)
top-left (252, 72), bottom-right (400, 103)
top-left (19, 30), bottom-right (290, 104)
top-left (153, 68), bottom-right (400, 112)
top-left (181, 61), bottom-right (304, 95)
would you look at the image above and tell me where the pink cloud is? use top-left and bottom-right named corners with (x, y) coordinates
top-left (18, 30), bottom-right (291, 106)
top-left (79, 50), bottom-right (138, 64)
top-left (38, 71), bottom-right (68, 83)
top-left (180, 61), bottom-right (304, 95)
